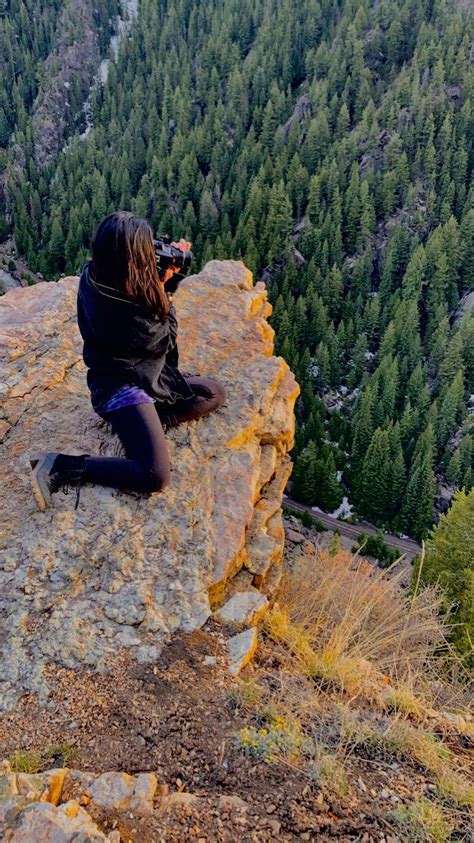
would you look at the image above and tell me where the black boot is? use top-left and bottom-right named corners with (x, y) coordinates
top-left (30, 452), bottom-right (90, 511)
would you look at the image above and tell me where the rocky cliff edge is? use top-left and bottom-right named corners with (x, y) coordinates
top-left (0, 260), bottom-right (299, 708)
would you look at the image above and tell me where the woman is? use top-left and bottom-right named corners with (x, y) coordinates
top-left (30, 211), bottom-right (226, 510)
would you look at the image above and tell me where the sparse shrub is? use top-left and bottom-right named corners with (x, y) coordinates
top-left (316, 752), bottom-right (350, 797)
top-left (357, 532), bottom-right (400, 567)
top-left (228, 677), bottom-right (263, 711)
top-left (9, 741), bottom-right (76, 773)
top-left (44, 741), bottom-right (77, 767)
top-left (7, 259), bottom-right (16, 272)
top-left (237, 716), bottom-right (312, 763)
top-left (9, 750), bottom-right (42, 774)
top-left (391, 798), bottom-right (454, 843)
top-left (413, 489), bottom-right (474, 666)
top-left (314, 519), bottom-right (325, 532)
top-left (328, 531), bottom-right (340, 557)
top-left (301, 510), bottom-right (313, 528)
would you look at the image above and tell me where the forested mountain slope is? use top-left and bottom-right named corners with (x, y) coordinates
top-left (0, 0), bottom-right (120, 205)
top-left (1, 0), bottom-right (474, 539)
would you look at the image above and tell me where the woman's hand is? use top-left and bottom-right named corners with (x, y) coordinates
top-left (171, 238), bottom-right (192, 253)
top-left (160, 239), bottom-right (192, 284)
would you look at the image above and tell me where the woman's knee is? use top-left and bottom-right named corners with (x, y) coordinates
top-left (209, 379), bottom-right (227, 409)
top-left (144, 465), bottom-right (171, 493)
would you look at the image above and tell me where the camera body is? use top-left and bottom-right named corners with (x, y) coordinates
top-left (153, 235), bottom-right (192, 294)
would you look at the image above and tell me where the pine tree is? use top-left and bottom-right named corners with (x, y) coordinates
top-left (264, 180), bottom-right (292, 262)
top-left (48, 213), bottom-right (65, 274)
top-left (413, 489), bottom-right (474, 665)
top-left (401, 426), bottom-right (436, 540)
top-left (313, 451), bottom-right (343, 511)
top-left (389, 424), bottom-right (406, 521)
top-left (359, 427), bottom-right (391, 523)
top-left (436, 371), bottom-right (465, 452)
top-left (459, 209), bottom-right (474, 290)
top-left (292, 441), bottom-right (318, 505)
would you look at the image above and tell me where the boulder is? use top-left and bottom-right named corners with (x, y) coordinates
top-left (0, 261), bottom-right (298, 708)
top-left (227, 627), bottom-right (258, 676)
top-left (5, 800), bottom-right (109, 842)
top-left (89, 771), bottom-right (156, 814)
top-left (16, 768), bottom-right (66, 805)
top-left (286, 528), bottom-right (305, 544)
top-left (160, 791), bottom-right (203, 811)
top-left (218, 794), bottom-right (248, 811)
top-left (215, 590), bottom-right (269, 625)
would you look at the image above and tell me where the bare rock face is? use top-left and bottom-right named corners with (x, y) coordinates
top-left (5, 801), bottom-right (110, 842)
top-left (31, 0), bottom-right (101, 167)
top-left (0, 260), bottom-right (299, 708)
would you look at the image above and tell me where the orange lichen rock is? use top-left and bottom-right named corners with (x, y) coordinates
top-left (0, 260), bottom-right (299, 707)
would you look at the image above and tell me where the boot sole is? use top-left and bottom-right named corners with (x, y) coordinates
top-left (30, 451), bottom-right (58, 511)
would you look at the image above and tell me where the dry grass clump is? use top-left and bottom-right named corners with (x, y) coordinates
top-left (9, 749), bottom-right (42, 774)
top-left (315, 752), bottom-right (350, 797)
top-left (340, 713), bottom-right (473, 809)
top-left (379, 721), bottom-right (451, 772)
top-left (381, 683), bottom-right (427, 718)
top-left (391, 797), bottom-right (454, 843)
top-left (233, 547), bottom-right (472, 836)
top-left (263, 549), bottom-right (452, 720)
top-left (265, 602), bottom-right (376, 696)
top-left (270, 549), bottom-right (446, 688)
top-left (436, 772), bottom-right (474, 808)
top-left (9, 742), bottom-right (76, 774)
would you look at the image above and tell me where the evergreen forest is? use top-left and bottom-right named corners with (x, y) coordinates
top-left (1, 0), bottom-right (474, 540)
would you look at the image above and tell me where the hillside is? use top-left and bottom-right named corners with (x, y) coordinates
top-left (1, 0), bottom-right (474, 539)
top-left (0, 260), bottom-right (472, 842)
top-left (1, 522), bottom-right (472, 841)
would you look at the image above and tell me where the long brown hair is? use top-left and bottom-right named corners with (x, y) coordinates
top-left (91, 211), bottom-right (169, 320)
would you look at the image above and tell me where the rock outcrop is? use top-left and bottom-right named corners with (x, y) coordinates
top-left (0, 760), bottom-right (148, 841)
top-left (0, 260), bottom-right (299, 709)
top-left (30, 0), bottom-right (103, 167)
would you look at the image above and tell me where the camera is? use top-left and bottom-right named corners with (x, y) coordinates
top-left (154, 235), bottom-right (192, 294)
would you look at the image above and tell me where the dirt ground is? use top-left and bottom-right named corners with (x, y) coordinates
top-left (1, 623), bottom-right (472, 842)
top-left (1, 520), bottom-right (472, 841)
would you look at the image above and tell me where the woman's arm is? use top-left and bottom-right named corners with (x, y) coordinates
top-left (127, 309), bottom-right (172, 359)
top-left (159, 238), bottom-right (191, 367)
top-left (165, 302), bottom-right (179, 367)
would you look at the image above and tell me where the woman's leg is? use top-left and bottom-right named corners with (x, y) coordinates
top-left (157, 377), bottom-right (227, 427)
top-left (83, 402), bottom-right (170, 493)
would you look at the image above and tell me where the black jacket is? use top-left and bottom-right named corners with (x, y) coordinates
top-left (77, 262), bottom-right (194, 411)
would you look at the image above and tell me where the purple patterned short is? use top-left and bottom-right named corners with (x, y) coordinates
top-left (99, 384), bottom-right (155, 414)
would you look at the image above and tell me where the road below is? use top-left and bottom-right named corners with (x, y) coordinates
top-left (283, 496), bottom-right (422, 561)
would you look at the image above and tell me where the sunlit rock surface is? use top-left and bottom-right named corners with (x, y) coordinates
top-left (0, 260), bottom-right (299, 708)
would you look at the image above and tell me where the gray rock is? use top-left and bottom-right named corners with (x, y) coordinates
top-left (227, 628), bottom-right (258, 676)
top-left (215, 591), bottom-right (268, 625)
top-left (160, 791), bottom-right (203, 811)
top-left (286, 528), bottom-right (305, 544)
top-left (218, 794), bottom-right (248, 811)
top-left (0, 262), bottom-right (298, 707)
top-left (89, 771), bottom-right (156, 814)
top-left (7, 800), bottom-right (108, 841)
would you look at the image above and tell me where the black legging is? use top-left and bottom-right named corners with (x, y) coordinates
top-left (83, 377), bottom-right (226, 493)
